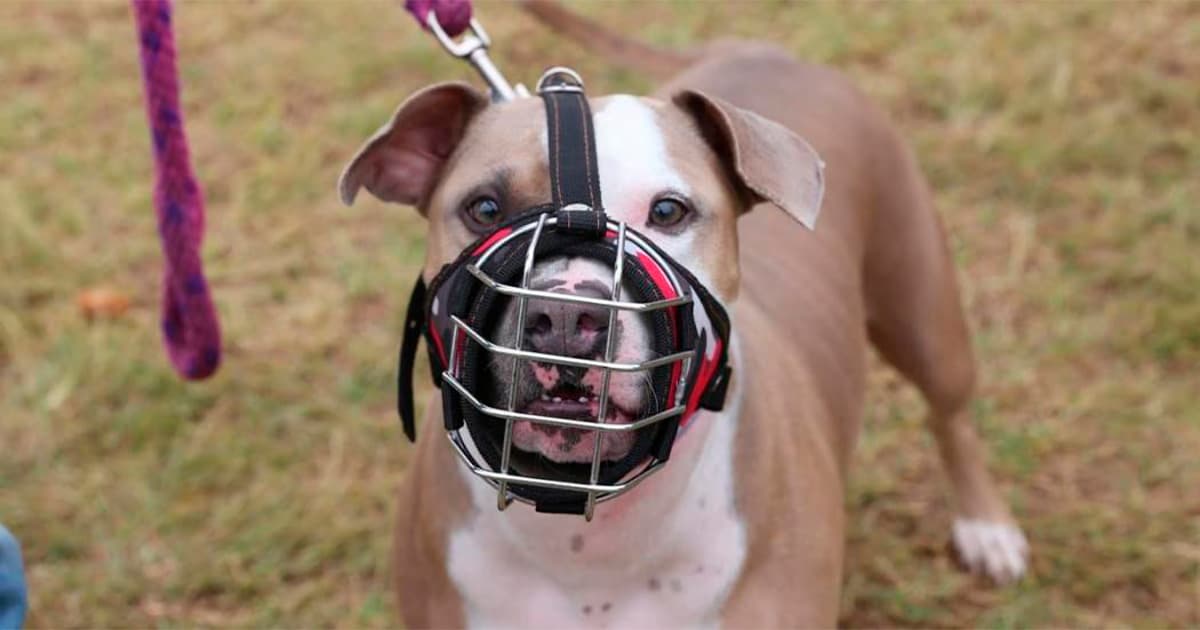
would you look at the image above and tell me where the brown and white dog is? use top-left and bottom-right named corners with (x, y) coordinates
top-left (339, 3), bottom-right (1028, 626)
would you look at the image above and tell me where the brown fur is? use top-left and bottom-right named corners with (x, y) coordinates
top-left (658, 45), bottom-right (1016, 624)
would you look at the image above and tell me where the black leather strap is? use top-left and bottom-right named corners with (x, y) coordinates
top-left (554, 206), bottom-right (606, 237)
top-left (396, 277), bottom-right (427, 443)
top-left (700, 365), bottom-right (732, 411)
top-left (540, 77), bottom-right (604, 212)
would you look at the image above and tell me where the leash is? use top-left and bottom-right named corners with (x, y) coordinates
top-left (131, 0), bottom-right (221, 379)
top-left (404, 0), bottom-right (472, 37)
top-left (129, 0), bottom-right (500, 380)
top-left (404, 0), bottom-right (529, 103)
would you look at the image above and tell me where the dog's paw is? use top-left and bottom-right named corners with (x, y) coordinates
top-left (951, 518), bottom-right (1029, 584)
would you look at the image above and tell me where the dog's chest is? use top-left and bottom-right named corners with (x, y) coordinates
top-left (445, 407), bottom-right (747, 628)
top-left (448, 519), bottom-right (743, 628)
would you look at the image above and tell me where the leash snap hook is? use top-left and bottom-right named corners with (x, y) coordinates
top-left (426, 12), bottom-right (529, 103)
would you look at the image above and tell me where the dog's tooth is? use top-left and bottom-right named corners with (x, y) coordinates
top-left (578, 396), bottom-right (588, 403)
top-left (541, 394), bottom-right (550, 401)
top-left (553, 396), bottom-right (562, 403)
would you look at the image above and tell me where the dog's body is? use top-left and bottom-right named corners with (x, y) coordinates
top-left (340, 7), bottom-right (1027, 626)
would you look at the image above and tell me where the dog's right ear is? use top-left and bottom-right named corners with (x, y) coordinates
top-left (673, 90), bottom-right (825, 230)
top-left (338, 82), bottom-right (487, 210)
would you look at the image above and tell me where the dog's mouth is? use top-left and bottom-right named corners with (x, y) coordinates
top-left (506, 381), bottom-right (640, 468)
top-left (478, 279), bottom-right (655, 475)
top-left (523, 382), bottom-right (619, 419)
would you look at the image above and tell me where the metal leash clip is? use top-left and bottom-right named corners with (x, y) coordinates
top-left (426, 12), bottom-right (530, 103)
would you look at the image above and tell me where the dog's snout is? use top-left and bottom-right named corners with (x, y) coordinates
top-left (523, 298), bottom-right (609, 358)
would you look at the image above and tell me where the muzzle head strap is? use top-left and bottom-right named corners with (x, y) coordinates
top-left (538, 68), bottom-right (604, 215)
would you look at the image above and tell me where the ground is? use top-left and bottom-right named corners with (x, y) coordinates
top-left (0, 1), bottom-right (1197, 627)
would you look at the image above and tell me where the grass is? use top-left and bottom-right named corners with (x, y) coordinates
top-left (1, 1), bottom-right (1197, 626)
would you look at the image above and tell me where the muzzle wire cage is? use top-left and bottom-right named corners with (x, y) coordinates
top-left (394, 67), bottom-right (732, 520)
top-left (441, 212), bottom-right (697, 519)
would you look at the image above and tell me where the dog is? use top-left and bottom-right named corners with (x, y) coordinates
top-left (338, 2), bottom-right (1029, 625)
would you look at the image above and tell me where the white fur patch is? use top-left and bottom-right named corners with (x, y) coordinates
top-left (588, 96), bottom-right (721, 294)
top-left (591, 96), bottom-right (690, 218)
top-left (951, 518), bottom-right (1029, 584)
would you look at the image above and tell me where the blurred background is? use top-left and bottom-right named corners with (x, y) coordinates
top-left (1, 1), bottom-right (1197, 626)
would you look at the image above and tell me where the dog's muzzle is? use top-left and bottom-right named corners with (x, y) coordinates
top-left (394, 69), bottom-right (732, 519)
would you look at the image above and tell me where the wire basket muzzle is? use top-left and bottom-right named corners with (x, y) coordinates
top-left (433, 212), bottom-right (700, 514)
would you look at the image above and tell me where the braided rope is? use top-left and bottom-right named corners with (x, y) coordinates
top-left (131, 0), bottom-right (221, 379)
top-left (128, 0), bottom-right (472, 379)
top-left (404, 0), bottom-right (472, 36)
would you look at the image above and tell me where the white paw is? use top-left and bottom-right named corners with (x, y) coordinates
top-left (951, 518), bottom-right (1029, 584)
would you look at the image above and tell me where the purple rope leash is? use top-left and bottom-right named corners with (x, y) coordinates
top-left (404, 0), bottom-right (472, 35)
top-left (127, 0), bottom-right (468, 380)
top-left (131, 0), bottom-right (220, 380)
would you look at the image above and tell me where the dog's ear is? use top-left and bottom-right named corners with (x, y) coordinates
top-left (672, 90), bottom-right (825, 230)
top-left (338, 82), bottom-right (487, 210)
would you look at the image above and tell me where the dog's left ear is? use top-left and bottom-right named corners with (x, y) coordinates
top-left (338, 82), bottom-right (487, 210)
top-left (673, 90), bottom-right (825, 229)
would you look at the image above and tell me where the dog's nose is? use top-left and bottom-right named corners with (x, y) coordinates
top-left (523, 296), bottom-right (609, 358)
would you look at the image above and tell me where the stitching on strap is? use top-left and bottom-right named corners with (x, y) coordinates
top-left (551, 96), bottom-right (563, 206)
top-left (579, 96), bottom-right (597, 209)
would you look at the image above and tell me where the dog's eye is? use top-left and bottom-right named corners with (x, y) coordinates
top-left (648, 197), bottom-right (691, 228)
top-left (464, 196), bottom-right (503, 228)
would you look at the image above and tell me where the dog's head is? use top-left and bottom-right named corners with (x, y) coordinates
top-left (339, 83), bottom-right (822, 466)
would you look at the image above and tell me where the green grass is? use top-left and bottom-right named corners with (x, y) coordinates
top-left (1, 1), bottom-right (1197, 626)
